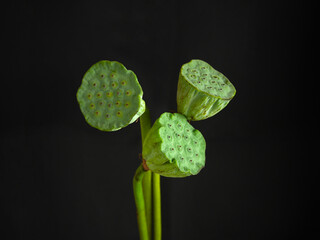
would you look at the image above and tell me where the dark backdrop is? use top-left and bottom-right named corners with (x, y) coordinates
top-left (1, 0), bottom-right (307, 239)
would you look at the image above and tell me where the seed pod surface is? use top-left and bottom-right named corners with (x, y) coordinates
top-left (143, 112), bottom-right (206, 178)
top-left (177, 59), bottom-right (236, 121)
top-left (77, 60), bottom-right (145, 131)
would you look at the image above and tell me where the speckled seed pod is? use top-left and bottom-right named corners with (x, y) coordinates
top-left (142, 112), bottom-right (206, 178)
top-left (76, 60), bottom-right (145, 131)
top-left (177, 59), bottom-right (236, 121)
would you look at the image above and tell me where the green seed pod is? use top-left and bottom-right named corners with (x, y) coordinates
top-left (77, 60), bottom-right (145, 131)
top-left (142, 112), bottom-right (206, 178)
top-left (177, 59), bottom-right (236, 121)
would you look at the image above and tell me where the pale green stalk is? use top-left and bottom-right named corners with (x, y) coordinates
top-left (140, 107), bottom-right (152, 239)
top-left (133, 165), bottom-right (149, 240)
top-left (153, 173), bottom-right (161, 240)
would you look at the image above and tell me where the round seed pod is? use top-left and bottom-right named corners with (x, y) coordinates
top-left (177, 59), bottom-right (236, 121)
top-left (77, 60), bottom-right (145, 131)
top-left (142, 112), bottom-right (206, 178)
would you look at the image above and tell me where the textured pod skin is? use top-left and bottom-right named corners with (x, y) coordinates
top-left (177, 59), bottom-right (236, 121)
top-left (142, 112), bottom-right (206, 178)
top-left (77, 60), bottom-right (145, 131)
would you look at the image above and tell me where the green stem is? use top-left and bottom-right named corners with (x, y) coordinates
top-left (140, 107), bottom-right (152, 239)
top-left (153, 173), bottom-right (162, 240)
top-left (133, 165), bottom-right (149, 240)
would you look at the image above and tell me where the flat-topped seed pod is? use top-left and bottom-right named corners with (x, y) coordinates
top-left (77, 60), bottom-right (145, 131)
top-left (142, 112), bottom-right (206, 178)
top-left (177, 59), bottom-right (236, 121)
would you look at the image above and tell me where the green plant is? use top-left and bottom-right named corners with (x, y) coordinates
top-left (76, 59), bottom-right (236, 240)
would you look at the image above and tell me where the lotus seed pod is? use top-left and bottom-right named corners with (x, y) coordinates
top-left (76, 60), bottom-right (145, 131)
top-left (177, 59), bottom-right (236, 121)
top-left (142, 112), bottom-right (206, 178)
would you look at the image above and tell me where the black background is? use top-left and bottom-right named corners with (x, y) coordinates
top-left (1, 0), bottom-right (308, 239)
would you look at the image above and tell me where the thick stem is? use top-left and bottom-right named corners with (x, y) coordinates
top-left (133, 165), bottom-right (149, 240)
top-left (153, 173), bottom-right (162, 240)
top-left (140, 107), bottom-right (152, 239)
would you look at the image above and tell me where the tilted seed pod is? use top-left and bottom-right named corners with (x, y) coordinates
top-left (177, 59), bottom-right (236, 121)
top-left (142, 112), bottom-right (206, 178)
top-left (77, 60), bottom-right (145, 131)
